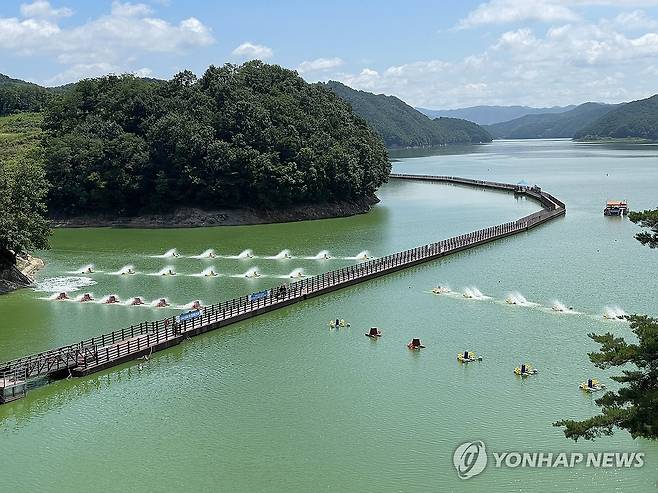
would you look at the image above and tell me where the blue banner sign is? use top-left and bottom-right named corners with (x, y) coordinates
top-left (178, 309), bottom-right (201, 322)
top-left (248, 289), bottom-right (270, 302)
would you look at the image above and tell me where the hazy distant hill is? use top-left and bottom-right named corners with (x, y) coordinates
top-left (485, 103), bottom-right (617, 139)
top-left (416, 105), bottom-right (575, 126)
top-left (325, 81), bottom-right (492, 148)
top-left (574, 94), bottom-right (658, 141)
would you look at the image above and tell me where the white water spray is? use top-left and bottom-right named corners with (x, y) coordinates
top-left (112, 265), bottom-right (136, 275)
top-left (506, 292), bottom-right (534, 306)
top-left (35, 276), bottom-right (96, 293)
top-left (154, 248), bottom-right (179, 258)
top-left (154, 266), bottom-right (176, 276)
top-left (242, 267), bottom-right (261, 278)
top-left (603, 306), bottom-right (627, 320)
top-left (193, 267), bottom-right (219, 277)
top-left (267, 249), bottom-right (292, 260)
top-left (463, 287), bottom-right (486, 299)
top-left (191, 249), bottom-right (216, 259)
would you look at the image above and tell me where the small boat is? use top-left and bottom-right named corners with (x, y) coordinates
top-left (579, 379), bottom-right (606, 392)
top-left (329, 319), bottom-right (350, 328)
top-left (155, 298), bottom-right (169, 308)
top-left (603, 200), bottom-right (628, 216)
top-left (432, 286), bottom-right (450, 295)
top-left (130, 297), bottom-right (144, 306)
top-left (514, 364), bottom-right (538, 376)
top-left (457, 351), bottom-right (482, 363)
top-left (104, 295), bottom-right (119, 304)
top-left (365, 327), bottom-right (382, 338)
top-left (80, 293), bottom-right (94, 302)
top-left (407, 338), bottom-right (425, 350)
top-left (55, 292), bottom-right (69, 301)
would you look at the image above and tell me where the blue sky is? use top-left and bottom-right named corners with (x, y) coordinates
top-left (2, 0), bottom-right (658, 108)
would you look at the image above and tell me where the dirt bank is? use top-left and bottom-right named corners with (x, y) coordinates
top-left (50, 196), bottom-right (379, 228)
top-left (0, 254), bottom-right (45, 294)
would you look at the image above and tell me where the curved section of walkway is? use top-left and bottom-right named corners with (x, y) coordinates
top-left (0, 175), bottom-right (566, 400)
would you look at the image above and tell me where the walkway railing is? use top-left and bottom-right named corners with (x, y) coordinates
top-left (0, 175), bottom-right (566, 393)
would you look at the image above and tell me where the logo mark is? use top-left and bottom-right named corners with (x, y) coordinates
top-left (454, 441), bottom-right (488, 480)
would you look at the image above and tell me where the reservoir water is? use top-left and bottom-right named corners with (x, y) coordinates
top-left (1, 139), bottom-right (657, 492)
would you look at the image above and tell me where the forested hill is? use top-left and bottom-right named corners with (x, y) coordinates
top-left (324, 81), bottom-right (492, 148)
top-left (42, 62), bottom-right (390, 215)
top-left (485, 103), bottom-right (616, 139)
top-left (416, 105), bottom-right (575, 126)
top-left (574, 94), bottom-right (658, 141)
top-left (0, 74), bottom-right (52, 115)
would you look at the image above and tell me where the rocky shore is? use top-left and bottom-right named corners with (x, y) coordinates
top-left (0, 254), bottom-right (45, 294)
top-left (50, 196), bottom-right (379, 228)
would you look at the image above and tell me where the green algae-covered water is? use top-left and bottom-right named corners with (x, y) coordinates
top-left (1, 139), bottom-right (657, 492)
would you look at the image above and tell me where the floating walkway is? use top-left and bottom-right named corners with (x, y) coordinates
top-left (0, 175), bottom-right (565, 404)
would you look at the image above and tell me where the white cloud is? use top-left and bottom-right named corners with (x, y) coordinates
top-left (297, 57), bottom-right (343, 74)
top-left (110, 1), bottom-right (153, 17)
top-left (327, 17), bottom-right (658, 108)
top-left (613, 10), bottom-right (658, 29)
top-left (458, 0), bottom-right (579, 29)
top-left (458, 0), bottom-right (658, 28)
top-left (231, 42), bottom-right (273, 60)
top-left (1, 1), bottom-right (214, 84)
top-left (46, 62), bottom-right (120, 85)
top-left (20, 0), bottom-right (72, 19)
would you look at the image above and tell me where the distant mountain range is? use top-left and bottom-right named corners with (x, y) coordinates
top-left (485, 103), bottom-right (618, 139)
top-left (3, 72), bottom-right (657, 144)
top-left (324, 81), bottom-right (492, 148)
top-left (416, 105), bottom-right (576, 126)
top-left (574, 94), bottom-right (658, 141)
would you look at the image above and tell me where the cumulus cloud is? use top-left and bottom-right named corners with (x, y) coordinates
top-left (0, 1), bottom-right (214, 84)
top-left (297, 57), bottom-right (344, 74)
top-left (613, 9), bottom-right (658, 29)
top-left (20, 0), bottom-right (73, 19)
top-left (458, 0), bottom-right (658, 28)
top-left (328, 17), bottom-right (658, 108)
top-left (458, 0), bottom-right (579, 29)
top-left (232, 42), bottom-right (273, 59)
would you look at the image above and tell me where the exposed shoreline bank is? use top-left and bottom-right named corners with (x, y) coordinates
top-left (0, 254), bottom-right (45, 295)
top-left (49, 196), bottom-right (380, 229)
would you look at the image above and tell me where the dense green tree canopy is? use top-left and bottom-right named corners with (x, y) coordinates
top-left (0, 83), bottom-right (52, 116)
top-left (555, 315), bottom-right (658, 441)
top-left (629, 209), bottom-right (658, 248)
top-left (43, 62), bottom-right (391, 215)
top-left (0, 113), bottom-right (50, 266)
top-left (0, 159), bottom-right (50, 266)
